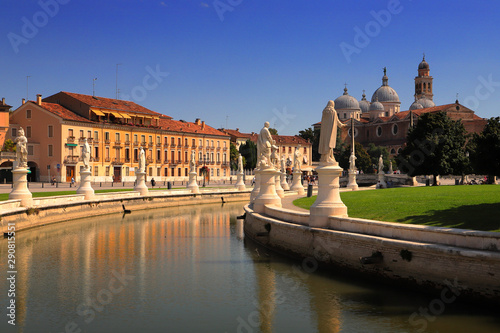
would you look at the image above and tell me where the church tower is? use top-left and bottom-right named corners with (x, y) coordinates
top-left (414, 54), bottom-right (433, 101)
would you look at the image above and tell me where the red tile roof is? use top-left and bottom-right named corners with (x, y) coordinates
top-left (58, 91), bottom-right (170, 118)
top-left (159, 118), bottom-right (229, 137)
top-left (219, 128), bottom-right (254, 139)
top-left (39, 102), bottom-right (93, 123)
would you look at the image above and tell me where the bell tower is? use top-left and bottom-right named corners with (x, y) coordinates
top-left (414, 54), bottom-right (433, 101)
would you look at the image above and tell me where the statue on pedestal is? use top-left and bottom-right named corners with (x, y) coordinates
top-left (238, 154), bottom-right (244, 173)
top-left (82, 138), bottom-right (90, 171)
top-left (138, 147), bottom-right (146, 173)
top-left (190, 151), bottom-right (196, 173)
top-left (257, 122), bottom-right (277, 167)
top-left (378, 155), bottom-right (384, 173)
top-left (318, 101), bottom-right (346, 163)
top-left (15, 127), bottom-right (28, 168)
top-left (349, 152), bottom-right (357, 171)
top-left (294, 145), bottom-right (302, 172)
top-left (281, 156), bottom-right (286, 173)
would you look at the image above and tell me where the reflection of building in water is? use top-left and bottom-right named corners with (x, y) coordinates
top-left (15, 236), bottom-right (33, 327)
top-left (253, 260), bottom-right (276, 333)
top-left (306, 276), bottom-right (341, 332)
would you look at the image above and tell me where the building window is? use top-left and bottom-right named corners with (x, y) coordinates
top-left (376, 126), bottom-right (382, 137)
top-left (185, 168), bottom-right (188, 176)
top-left (125, 134), bottom-right (129, 143)
top-left (157, 167), bottom-right (161, 176)
top-left (392, 124), bottom-right (399, 135)
top-left (106, 147), bottom-right (110, 159)
top-left (126, 167), bottom-right (130, 176)
top-left (211, 153), bottom-right (214, 162)
top-left (94, 131), bottom-right (98, 140)
top-left (390, 148), bottom-right (396, 155)
top-left (134, 148), bottom-right (138, 162)
top-left (157, 150), bottom-right (161, 161)
top-left (217, 153), bottom-right (220, 162)
top-left (105, 132), bottom-right (110, 141)
top-left (178, 138), bottom-right (181, 146)
top-left (178, 168), bottom-right (181, 176)
top-left (26, 126), bottom-right (32, 138)
top-left (164, 150), bottom-right (168, 162)
top-left (177, 151), bottom-right (181, 162)
top-left (141, 135), bottom-right (146, 143)
top-left (26, 109), bottom-right (32, 118)
top-left (171, 137), bottom-right (175, 146)
top-left (164, 136), bottom-right (168, 144)
top-left (88, 130), bottom-right (92, 139)
top-left (192, 139), bottom-right (195, 147)
top-left (171, 168), bottom-right (175, 177)
top-left (171, 151), bottom-right (175, 162)
top-left (125, 148), bottom-right (130, 161)
top-left (184, 151), bottom-right (188, 162)
top-left (348, 128), bottom-right (358, 138)
top-left (223, 169), bottom-right (226, 177)
top-left (80, 130), bottom-right (84, 138)
top-left (48, 144), bottom-right (53, 157)
top-left (12, 128), bottom-right (17, 137)
top-left (149, 135), bottom-right (153, 143)
top-left (149, 167), bottom-right (152, 176)
top-left (184, 138), bottom-right (188, 147)
top-left (94, 166), bottom-right (98, 177)
top-left (217, 169), bottom-right (220, 177)
top-left (164, 168), bottom-right (168, 176)
top-left (397, 148), bottom-right (402, 155)
top-left (199, 152), bottom-right (203, 161)
top-left (27, 145), bottom-right (33, 156)
top-left (157, 136), bottom-right (160, 144)
top-left (223, 153), bottom-right (227, 163)
top-left (115, 133), bottom-right (120, 142)
top-left (106, 166), bottom-right (110, 176)
top-left (199, 139), bottom-right (202, 147)
top-left (68, 129), bottom-right (73, 137)
top-left (95, 147), bottom-right (99, 159)
top-left (48, 125), bottom-right (53, 138)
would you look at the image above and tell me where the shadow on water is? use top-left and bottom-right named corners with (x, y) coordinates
top-left (397, 203), bottom-right (500, 231)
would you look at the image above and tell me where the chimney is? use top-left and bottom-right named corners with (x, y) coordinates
top-left (36, 94), bottom-right (42, 106)
top-left (201, 121), bottom-right (205, 130)
top-left (195, 118), bottom-right (201, 126)
top-left (22, 98), bottom-right (26, 105)
top-left (236, 128), bottom-right (239, 132)
top-left (1, 98), bottom-right (4, 105)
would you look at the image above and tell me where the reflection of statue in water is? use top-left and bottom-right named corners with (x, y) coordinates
top-left (294, 145), bottom-right (302, 172)
top-left (190, 151), bottom-right (196, 173)
top-left (378, 155), bottom-right (384, 173)
top-left (82, 138), bottom-right (90, 171)
top-left (15, 127), bottom-right (28, 168)
top-left (238, 154), bottom-right (243, 173)
top-left (318, 101), bottom-right (346, 163)
top-left (138, 148), bottom-right (146, 173)
top-left (257, 122), bottom-right (276, 167)
top-left (349, 152), bottom-right (357, 171)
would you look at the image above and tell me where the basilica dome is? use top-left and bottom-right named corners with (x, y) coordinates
top-left (369, 97), bottom-right (385, 112)
top-left (371, 68), bottom-right (400, 103)
top-left (334, 88), bottom-right (361, 111)
top-left (409, 101), bottom-right (424, 110)
top-left (416, 96), bottom-right (435, 108)
top-left (359, 91), bottom-right (370, 113)
top-left (418, 56), bottom-right (429, 70)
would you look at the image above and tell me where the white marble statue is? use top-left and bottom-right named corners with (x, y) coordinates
top-left (318, 101), bottom-right (346, 163)
top-left (257, 121), bottom-right (276, 167)
top-left (138, 147), bottom-right (146, 173)
top-left (378, 155), bottom-right (384, 173)
top-left (82, 138), bottom-right (90, 171)
top-left (271, 145), bottom-right (279, 167)
top-left (190, 151), bottom-right (196, 173)
top-left (15, 127), bottom-right (28, 168)
top-left (294, 145), bottom-right (302, 172)
top-left (281, 156), bottom-right (286, 173)
top-left (388, 160), bottom-right (393, 174)
top-left (238, 154), bottom-right (244, 173)
top-left (349, 152), bottom-right (357, 171)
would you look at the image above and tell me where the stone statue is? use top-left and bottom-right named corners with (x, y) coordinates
top-left (294, 145), bottom-right (302, 172)
top-left (190, 151), bottom-right (196, 173)
top-left (257, 121), bottom-right (276, 167)
top-left (378, 155), bottom-right (384, 173)
top-left (238, 154), bottom-right (243, 173)
top-left (388, 160), bottom-right (393, 174)
top-left (280, 156), bottom-right (286, 173)
top-left (82, 138), bottom-right (90, 171)
top-left (138, 147), bottom-right (146, 173)
top-left (270, 145), bottom-right (279, 167)
top-left (349, 152), bottom-right (357, 171)
top-left (318, 101), bottom-right (346, 163)
top-left (15, 127), bottom-right (28, 168)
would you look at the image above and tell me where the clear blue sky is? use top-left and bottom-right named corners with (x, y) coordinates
top-left (2, 0), bottom-right (499, 135)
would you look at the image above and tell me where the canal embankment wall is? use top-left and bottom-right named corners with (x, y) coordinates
top-left (0, 190), bottom-right (251, 233)
top-left (244, 204), bottom-right (500, 304)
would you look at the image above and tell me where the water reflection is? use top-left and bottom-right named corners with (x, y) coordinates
top-left (1, 202), bottom-right (499, 333)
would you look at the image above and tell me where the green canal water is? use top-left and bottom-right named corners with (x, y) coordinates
top-left (1, 202), bottom-right (499, 332)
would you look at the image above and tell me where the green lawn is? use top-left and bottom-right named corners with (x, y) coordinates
top-left (293, 185), bottom-right (500, 232)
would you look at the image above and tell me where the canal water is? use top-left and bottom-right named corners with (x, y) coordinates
top-left (1, 202), bottom-right (499, 333)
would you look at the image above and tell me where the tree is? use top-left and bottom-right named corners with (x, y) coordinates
top-left (469, 117), bottom-right (500, 181)
top-left (398, 112), bottom-right (468, 185)
top-left (229, 143), bottom-right (239, 170)
top-left (367, 143), bottom-right (390, 173)
top-left (269, 128), bottom-right (278, 135)
top-left (2, 139), bottom-right (16, 152)
top-left (239, 140), bottom-right (257, 170)
top-left (299, 127), bottom-right (320, 161)
top-left (337, 142), bottom-right (372, 173)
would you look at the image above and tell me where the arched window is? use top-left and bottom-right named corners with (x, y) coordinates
top-left (392, 124), bottom-right (399, 135)
top-left (376, 126), bottom-right (382, 137)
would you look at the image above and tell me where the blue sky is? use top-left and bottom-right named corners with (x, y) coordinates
top-left (2, 0), bottom-right (500, 135)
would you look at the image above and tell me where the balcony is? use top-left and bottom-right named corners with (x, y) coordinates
top-left (140, 142), bottom-right (147, 147)
top-left (67, 136), bottom-right (75, 143)
top-left (163, 143), bottom-right (169, 148)
top-left (87, 138), bottom-right (93, 144)
top-left (156, 159), bottom-right (162, 164)
top-left (146, 157), bottom-right (153, 164)
top-left (112, 158), bottom-right (124, 165)
top-left (223, 147), bottom-right (228, 151)
top-left (164, 159), bottom-right (169, 164)
top-left (171, 144), bottom-right (176, 148)
top-left (92, 157), bottom-right (100, 162)
top-left (64, 155), bottom-right (79, 164)
top-left (114, 141), bottom-right (122, 147)
top-left (216, 161), bottom-right (221, 165)
top-left (133, 141), bottom-right (139, 146)
top-left (222, 162), bottom-right (230, 167)
top-left (184, 145), bottom-right (189, 149)
top-left (125, 141), bottom-right (131, 145)
top-left (148, 142), bottom-right (153, 147)
top-left (125, 157), bottom-right (131, 163)
top-left (191, 145), bottom-right (197, 149)
top-left (93, 139), bottom-right (100, 144)
top-left (79, 137), bottom-right (86, 142)
top-left (156, 143), bottom-right (162, 148)
top-left (216, 147), bottom-right (221, 151)
top-left (104, 139), bottom-right (111, 145)
top-left (105, 157), bottom-right (111, 162)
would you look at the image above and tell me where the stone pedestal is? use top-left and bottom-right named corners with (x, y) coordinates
top-left (187, 171), bottom-right (200, 194)
top-left (253, 168), bottom-right (282, 213)
top-left (134, 171), bottom-right (149, 196)
top-left (290, 171), bottom-right (305, 195)
top-left (409, 176), bottom-right (418, 186)
top-left (493, 176), bottom-right (498, 185)
top-left (250, 172), bottom-right (261, 203)
top-left (235, 172), bottom-right (246, 191)
top-left (76, 170), bottom-right (95, 200)
top-left (378, 172), bottom-right (387, 189)
top-left (309, 163), bottom-right (347, 228)
top-left (346, 170), bottom-right (359, 191)
top-left (9, 168), bottom-right (33, 207)
top-left (280, 172), bottom-right (290, 190)
top-left (275, 174), bottom-right (284, 198)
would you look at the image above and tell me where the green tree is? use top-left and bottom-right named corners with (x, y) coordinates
top-left (337, 142), bottom-right (372, 173)
top-left (239, 140), bottom-right (257, 170)
top-left (398, 112), bottom-right (468, 185)
top-left (299, 127), bottom-right (320, 161)
top-left (469, 117), bottom-right (500, 181)
top-left (269, 128), bottom-right (278, 135)
top-left (2, 139), bottom-right (16, 152)
top-left (367, 143), bottom-right (390, 173)
top-left (229, 143), bottom-right (239, 170)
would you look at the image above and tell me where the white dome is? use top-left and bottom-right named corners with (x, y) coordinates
top-left (371, 68), bottom-right (400, 103)
top-left (359, 91), bottom-right (370, 113)
top-left (369, 98), bottom-right (385, 112)
top-left (334, 88), bottom-right (361, 111)
top-left (409, 101), bottom-right (424, 110)
top-left (416, 97), bottom-right (435, 108)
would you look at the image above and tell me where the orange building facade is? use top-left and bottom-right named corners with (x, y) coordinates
top-left (9, 92), bottom-right (231, 183)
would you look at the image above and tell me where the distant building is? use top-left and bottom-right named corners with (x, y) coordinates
top-left (314, 57), bottom-right (487, 156)
top-left (8, 92), bottom-right (230, 183)
top-left (219, 128), bottom-right (313, 172)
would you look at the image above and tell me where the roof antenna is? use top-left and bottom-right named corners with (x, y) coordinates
top-left (93, 78), bottom-right (98, 97)
top-left (116, 63), bottom-right (122, 100)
